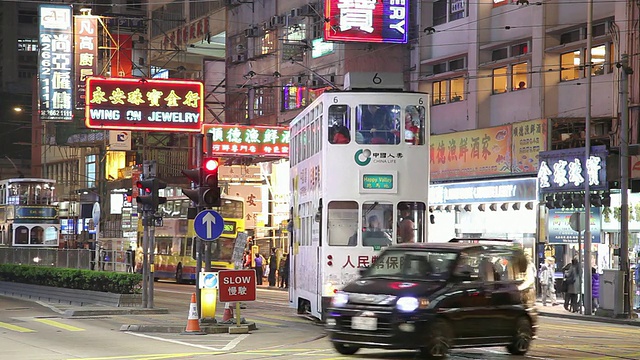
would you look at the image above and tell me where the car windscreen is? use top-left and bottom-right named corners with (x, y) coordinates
top-left (363, 249), bottom-right (458, 280)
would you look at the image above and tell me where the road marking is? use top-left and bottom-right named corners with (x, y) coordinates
top-left (65, 352), bottom-right (223, 360)
top-left (0, 321), bottom-right (35, 333)
top-left (246, 318), bottom-right (281, 326)
top-left (34, 318), bottom-right (84, 332)
top-left (125, 332), bottom-right (249, 351)
top-left (258, 314), bottom-right (311, 323)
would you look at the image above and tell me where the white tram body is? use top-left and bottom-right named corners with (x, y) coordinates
top-left (289, 80), bottom-right (430, 319)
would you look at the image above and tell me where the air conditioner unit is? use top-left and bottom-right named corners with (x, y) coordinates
top-left (269, 15), bottom-right (285, 28)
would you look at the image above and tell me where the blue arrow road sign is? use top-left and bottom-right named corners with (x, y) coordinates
top-left (194, 210), bottom-right (224, 241)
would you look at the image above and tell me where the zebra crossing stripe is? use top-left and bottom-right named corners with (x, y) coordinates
top-left (0, 321), bottom-right (35, 333)
top-left (34, 318), bottom-right (84, 331)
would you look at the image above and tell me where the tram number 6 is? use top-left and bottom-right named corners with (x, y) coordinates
top-left (333, 96), bottom-right (339, 103)
top-left (419, 98), bottom-right (424, 105)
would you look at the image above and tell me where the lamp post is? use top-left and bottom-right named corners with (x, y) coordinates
top-left (583, 0), bottom-right (593, 316)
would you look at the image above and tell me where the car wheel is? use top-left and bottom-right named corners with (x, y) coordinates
top-left (332, 342), bottom-right (359, 355)
top-left (420, 319), bottom-right (451, 358)
top-left (175, 266), bottom-right (183, 284)
top-left (507, 316), bottom-right (533, 355)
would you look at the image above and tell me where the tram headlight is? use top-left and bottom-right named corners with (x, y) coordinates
top-left (332, 292), bottom-right (349, 307)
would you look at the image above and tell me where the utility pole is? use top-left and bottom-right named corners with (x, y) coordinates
top-left (619, 53), bottom-right (632, 317)
top-left (583, 0), bottom-right (593, 316)
top-left (140, 161), bottom-right (150, 308)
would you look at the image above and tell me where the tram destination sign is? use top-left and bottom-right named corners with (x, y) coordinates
top-left (85, 77), bottom-right (204, 132)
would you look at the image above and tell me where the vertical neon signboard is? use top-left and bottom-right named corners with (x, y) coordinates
top-left (324, 0), bottom-right (409, 44)
top-left (39, 4), bottom-right (74, 121)
top-left (74, 15), bottom-right (98, 109)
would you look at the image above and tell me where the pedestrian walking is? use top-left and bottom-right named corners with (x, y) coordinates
top-left (254, 253), bottom-right (263, 285)
top-left (268, 248), bottom-right (277, 287)
top-left (564, 258), bottom-right (580, 313)
top-left (591, 267), bottom-right (600, 313)
top-left (635, 264), bottom-right (640, 310)
top-left (282, 253), bottom-right (290, 288)
top-left (545, 257), bottom-right (559, 305)
top-left (539, 262), bottom-right (554, 306)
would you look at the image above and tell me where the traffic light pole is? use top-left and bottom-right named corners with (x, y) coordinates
top-left (148, 215), bottom-right (155, 308)
top-left (204, 133), bottom-right (213, 273)
top-left (194, 134), bottom-right (204, 317)
top-left (141, 162), bottom-right (151, 308)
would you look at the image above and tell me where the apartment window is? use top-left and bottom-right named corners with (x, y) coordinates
top-left (449, 58), bottom-right (464, 71)
top-left (449, 0), bottom-right (466, 21)
top-left (433, 63), bottom-right (447, 75)
top-left (591, 45), bottom-right (606, 76)
top-left (512, 62), bottom-right (528, 90)
top-left (256, 30), bottom-right (276, 56)
top-left (492, 67), bottom-right (508, 94)
top-left (593, 23), bottom-right (606, 37)
top-left (511, 43), bottom-right (528, 56)
top-left (432, 81), bottom-right (446, 105)
top-left (18, 10), bottom-right (36, 25)
top-left (18, 39), bottom-right (38, 52)
top-left (492, 48), bottom-right (508, 61)
top-left (560, 51), bottom-right (580, 81)
top-left (254, 86), bottom-right (276, 117)
top-left (560, 29), bottom-right (581, 44)
top-left (450, 77), bottom-right (465, 102)
top-left (85, 155), bottom-right (97, 189)
top-left (433, 0), bottom-right (447, 26)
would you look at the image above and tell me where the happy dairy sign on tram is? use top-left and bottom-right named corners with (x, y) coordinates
top-left (84, 77), bottom-right (204, 132)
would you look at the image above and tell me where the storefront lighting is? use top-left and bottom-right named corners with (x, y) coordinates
top-left (478, 204), bottom-right (486, 212)
top-left (601, 192), bottom-right (611, 207)
top-left (500, 203), bottom-right (509, 211)
top-left (463, 204), bottom-right (472, 212)
top-left (572, 194), bottom-right (584, 208)
top-left (512, 202), bottom-right (521, 210)
top-left (489, 203), bottom-right (498, 211)
top-left (454, 205), bottom-right (462, 212)
top-left (553, 195), bottom-right (563, 208)
top-left (525, 202), bottom-right (534, 210)
top-left (444, 205), bottom-right (453, 212)
top-left (590, 193), bottom-right (602, 207)
top-left (562, 194), bottom-right (573, 208)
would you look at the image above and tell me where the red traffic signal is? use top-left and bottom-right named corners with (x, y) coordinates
top-left (203, 158), bottom-right (219, 172)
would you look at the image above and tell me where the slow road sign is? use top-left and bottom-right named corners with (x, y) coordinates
top-left (194, 210), bottom-right (224, 241)
top-left (218, 269), bottom-right (257, 302)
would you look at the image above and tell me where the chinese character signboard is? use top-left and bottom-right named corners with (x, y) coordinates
top-left (430, 178), bottom-right (537, 205)
top-left (85, 77), bottom-right (204, 132)
top-left (547, 208), bottom-right (602, 244)
top-left (537, 146), bottom-right (608, 193)
top-left (512, 119), bottom-right (547, 173)
top-left (430, 125), bottom-right (512, 180)
top-left (218, 269), bottom-right (257, 302)
top-left (74, 15), bottom-right (98, 109)
top-left (203, 124), bottom-right (289, 157)
top-left (324, 0), bottom-right (409, 44)
top-left (39, 4), bottom-right (74, 121)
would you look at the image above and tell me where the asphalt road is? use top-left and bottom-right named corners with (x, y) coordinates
top-left (2, 281), bottom-right (640, 359)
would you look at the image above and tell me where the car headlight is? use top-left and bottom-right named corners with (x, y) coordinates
top-left (332, 292), bottom-right (349, 307)
top-left (396, 296), bottom-right (419, 312)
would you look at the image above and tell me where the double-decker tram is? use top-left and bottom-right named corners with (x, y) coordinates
top-left (289, 76), bottom-right (430, 319)
top-left (0, 178), bottom-right (59, 247)
top-left (138, 193), bottom-right (245, 283)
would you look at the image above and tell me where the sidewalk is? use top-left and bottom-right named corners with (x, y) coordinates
top-left (535, 299), bottom-right (640, 326)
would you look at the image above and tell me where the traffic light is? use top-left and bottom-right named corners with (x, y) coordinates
top-left (181, 158), bottom-right (221, 208)
top-left (201, 157), bottom-right (221, 207)
top-left (136, 178), bottom-right (167, 212)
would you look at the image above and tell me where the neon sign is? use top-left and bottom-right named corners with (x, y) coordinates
top-left (74, 15), bottom-right (98, 109)
top-left (85, 77), bottom-right (204, 132)
top-left (324, 0), bottom-right (409, 44)
top-left (203, 124), bottom-right (289, 157)
top-left (538, 146), bottom-right (608, 193)
top-left (39, 4), bottom-right (74, 121)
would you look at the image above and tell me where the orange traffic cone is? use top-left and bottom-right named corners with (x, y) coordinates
top-left (182, 293), bottom-right (205, 335)
top-left (222, 302), bottom-right (234, 322)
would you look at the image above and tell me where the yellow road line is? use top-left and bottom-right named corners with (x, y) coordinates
top-left (0, 321), bottom-right (35, 333)
top-left (34, 318), bottom-right (84, 332)
top-left (66, 352), bottom-right (223, 360)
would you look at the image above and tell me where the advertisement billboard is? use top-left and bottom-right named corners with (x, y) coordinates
top-left (324, 0), bottom-right (409, 44)
top-left (430, 125), bottom-right (512, 180)
top-left (85, 77), bottom-right (204, 132)
top-left (74, 15), bottom-right (99, 109)
top-left (39, 4), bottom-right (74, 121)
top-left (203, 124), bottom-right (289, 157)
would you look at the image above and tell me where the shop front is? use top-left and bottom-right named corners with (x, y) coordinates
top-left (537, 146), bottom-right (611, 271)
top-left (429, 177), bottom-right (538, 260)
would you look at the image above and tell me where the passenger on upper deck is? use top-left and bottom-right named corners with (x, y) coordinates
top-left (331, 125), bottom-right (350, 144)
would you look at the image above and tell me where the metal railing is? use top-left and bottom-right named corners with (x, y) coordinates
top-left (0, 248), bottom-right (131, 273)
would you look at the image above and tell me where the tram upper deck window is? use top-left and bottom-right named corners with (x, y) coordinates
top-left (404, 105), bottom-right (426, 145)
top-left (328, 105), bottom-right (351, 144)
top-left (356, 105), bottom-right (401, 145)
top-left (7, 182), bottom-right (54, 205)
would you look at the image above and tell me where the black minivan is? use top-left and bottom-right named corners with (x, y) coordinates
top-left (325, 240), bottom-right (537, 358)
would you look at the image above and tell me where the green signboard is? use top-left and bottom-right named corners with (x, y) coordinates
top-left (363, 174), bottom-right (394, 189)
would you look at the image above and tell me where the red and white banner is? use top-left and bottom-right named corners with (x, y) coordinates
top-left (74, 15), bottom-right (98, 109)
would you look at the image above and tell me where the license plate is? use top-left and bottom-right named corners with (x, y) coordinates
top-left (351, 316), bottom-right (377, 331)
